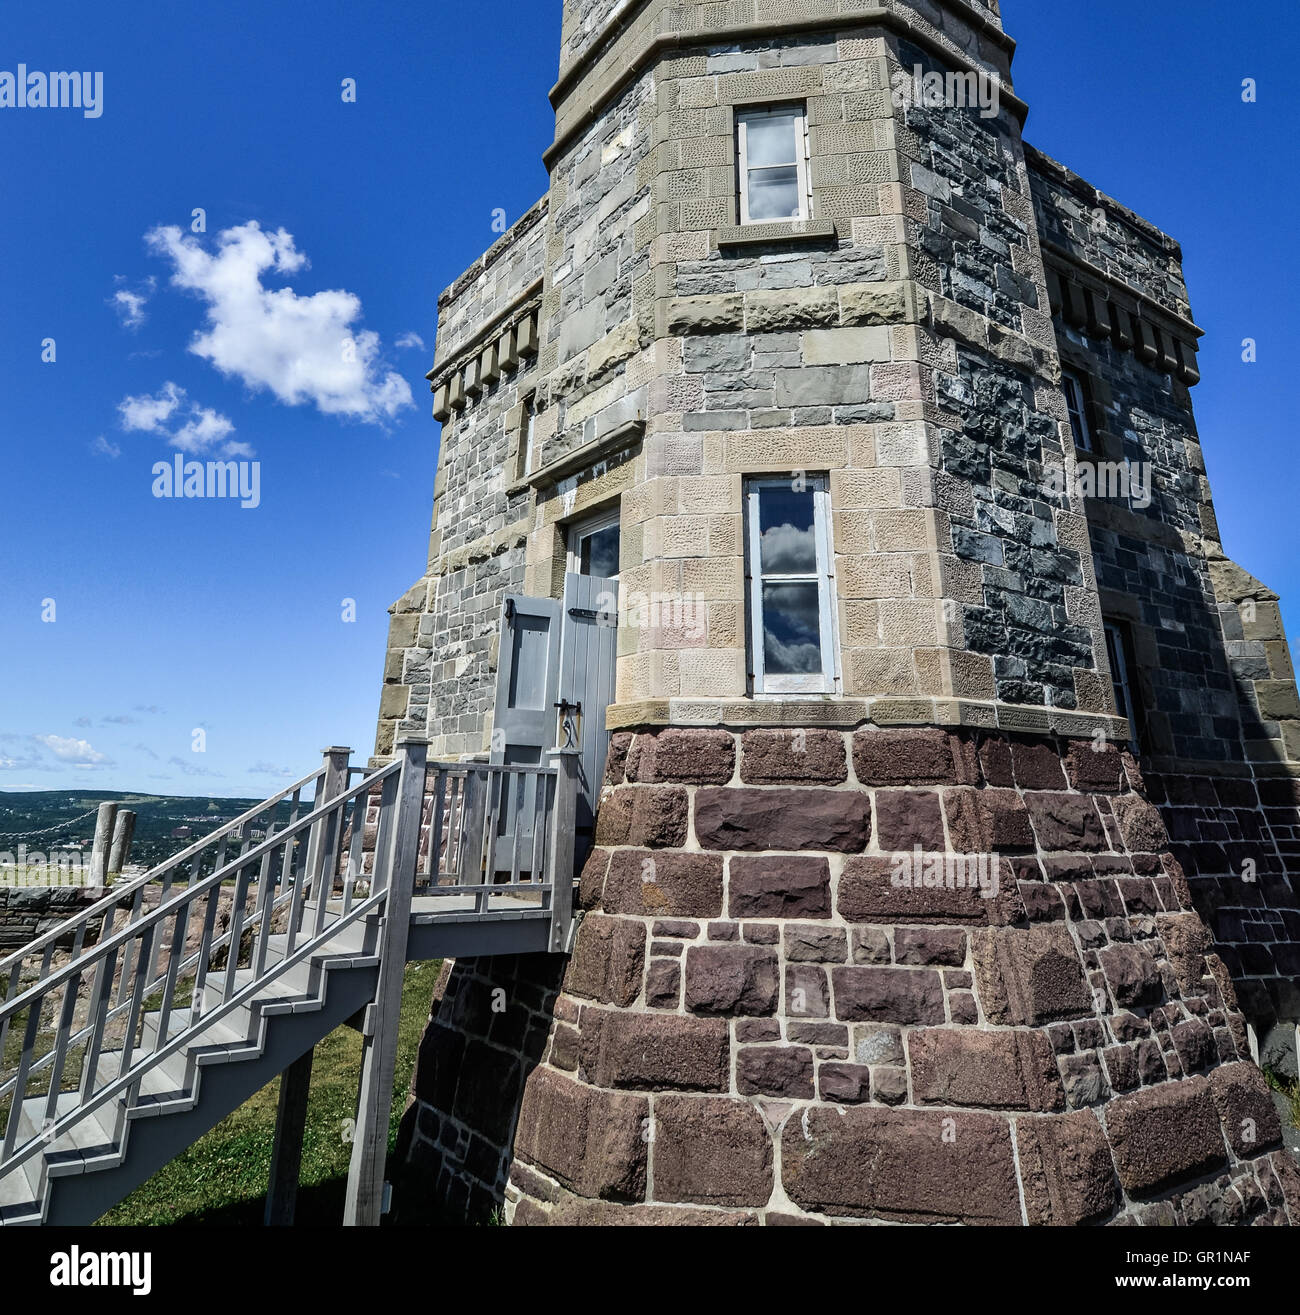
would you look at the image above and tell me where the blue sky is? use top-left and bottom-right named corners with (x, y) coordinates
top-left (0, 0), bottom-right (1294, 796)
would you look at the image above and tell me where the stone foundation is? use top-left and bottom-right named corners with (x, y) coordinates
top-left (396, 724), bottom-right (1300, 1226)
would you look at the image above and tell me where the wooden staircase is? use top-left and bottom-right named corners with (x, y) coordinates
top-left (0, 739), bottom-right (578, 1227)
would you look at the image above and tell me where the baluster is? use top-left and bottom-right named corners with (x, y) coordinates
top-left (153, 900), bottom-right (192, 1063)
top-left (222, 866), bottom-right (254, 1003)
top-left (509, 770), bottom-right (525, 887)
top-left (4, 978), bottom-right (51, 1157)
top-left (428, 770), bottom-right (447, 892)
top-left (250, 833), bottom-right (279, 980)
top-left (342, 794), bottom-right (365, 913)
top-left (312, 805), bottom-right (342, 939)
top-left (189, 886), bottom-right (221, 1029)
top-left (481, 771), bottom-right (503, 912)
top-left (79, 944), bottom-right (120, 1103)
top-left (44, 972), bottom-right (84, 1128)
top-left (0, 960), bottom-right (24, 1074)
top-left (116, 923), bottom-right (157, 1082)
top-left (142, 869), bottom-right (175, 990)
top-left (114, 885), bottom-right (147, 1007)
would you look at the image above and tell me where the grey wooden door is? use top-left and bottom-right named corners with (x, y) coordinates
top-left (490, 577), bottom-right (618, 875)
top-left (489, 594), bottom-right (562, 875)
top-left (558, 572), bottom-right (619, 867)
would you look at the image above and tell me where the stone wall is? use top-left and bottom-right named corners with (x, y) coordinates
top-left (1026, 149), bottom-right (1300, 1042)
top-left (0, 885), bottom-right (103, 951)
top-left (379, 0), bottom-right (1300, 1226)
top-left (396, 725), bottom-right (1300, 1225)
top-left (375, 204), bottom-right (548, 760)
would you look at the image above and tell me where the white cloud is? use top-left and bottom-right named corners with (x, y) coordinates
top-left (110, 276), bottom-right (155, 329)
top-left (119, 380), bottom-right (184, 433)
top-left (171, 405), bottom-right (235, 454)
top-left (146, 221), bottom-right (413, 423)
top-left (90, 435), bottom-right (121, 459)
top-left (34, 734), bottom-right (106, 765)
top-left (118, 381), bottom-right (243, 455)
top-left (249, 761), bottom-right (294, 779)
top-left (395, 331), bottom-right (425, 351)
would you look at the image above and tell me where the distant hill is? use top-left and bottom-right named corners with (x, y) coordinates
top-left (0, 789), bottom-right (300, 869)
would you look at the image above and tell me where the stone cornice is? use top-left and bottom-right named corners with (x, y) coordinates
top-left (605, 696), bottom-right (1130, 742)
top-left (543, 3), bottom-right (1027, 171)
top-left (1041, 242), bottom-right (1202, 342)
top-left (552, 0), bottom-right (1015, 108)
top-left (427, 278), bottom-right (544, 388)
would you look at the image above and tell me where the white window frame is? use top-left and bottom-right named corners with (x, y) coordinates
top-left (567, 506), bottom-right (621, 579)
top-left (745, 475), bottom-right (839, 695)
top-left (1062, 370), bottom-right (1093, 452)
top-left (736, 104), bottom-right (812, 226)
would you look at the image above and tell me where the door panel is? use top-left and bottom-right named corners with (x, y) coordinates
top-left (490, 596), bottom-right (562, 877)
top-left (490, 580), bottom-right (618, 878)
top-left (558, 572), bottom-right (619, 868)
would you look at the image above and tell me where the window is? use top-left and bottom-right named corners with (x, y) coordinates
top-left (745, 476), bottom-right (838, 694)
top-left (1104, 621), bottom-right (1141, 748)
top-left (514, 394), bottom-right (538, 481)
top-left (1062, 370), bottom-right (1093, 451)
top-left (736, 105), bottom-right (811, 225)
top-left (567, 507), bottom-right (621, 580)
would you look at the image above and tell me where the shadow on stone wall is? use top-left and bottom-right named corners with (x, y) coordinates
top-left (389, 952), bottom-right (565, 1225)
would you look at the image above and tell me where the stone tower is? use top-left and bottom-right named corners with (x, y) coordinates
top-left (377, 0), bottom-right (1300, 1224)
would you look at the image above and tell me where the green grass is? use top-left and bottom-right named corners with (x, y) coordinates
top-left (1264, 1067), bottom-right (1300, 1132)
top-left (97, 960), bottom-right (436, 1226)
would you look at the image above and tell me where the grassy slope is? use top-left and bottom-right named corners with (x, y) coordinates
top-left (98, 960), bottom-right (436, 1226)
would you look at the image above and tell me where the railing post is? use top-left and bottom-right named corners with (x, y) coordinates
top-left (306, 747), bottom-right (351, 932)
top-left (343, 735), bottom-right (427, 1227)
top-left (90, 801), bottom-right (118, 888)
top-left (547, 749), bottom-right (580, 954)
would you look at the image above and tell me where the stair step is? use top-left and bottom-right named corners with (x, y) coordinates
top-left (0, 1154), bottom-right (41, 1221)
top-left (17, 1092), bottom-right (118, 1173)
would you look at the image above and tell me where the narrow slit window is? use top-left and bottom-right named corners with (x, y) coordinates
top-left (745, 476), bottom-right (838, 694)
top-left (515, 394), bottom-right (537, 481)
top-left (737, 105), bottom-right (811, 225)
top-left (1062, 370), bottom-right (1093, 451)
top-left (1104, 620), bottom-right (1142, 749)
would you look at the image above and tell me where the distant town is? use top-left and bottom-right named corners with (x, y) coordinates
top-left (0, 789), bottom-right (289, 872)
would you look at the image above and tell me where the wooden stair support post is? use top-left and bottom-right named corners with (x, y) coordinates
top-left (264, 1048), bottom-right (314, 1226)
top-left (263, 746), bottom-right (350, 1226)
top-left (343, 736), bottom-right (427, 1227)
top-left (548, 748), bottom-right (580, 953)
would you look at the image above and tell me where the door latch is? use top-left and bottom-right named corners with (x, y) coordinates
top-left (554, 699), bottom-right (582, 750)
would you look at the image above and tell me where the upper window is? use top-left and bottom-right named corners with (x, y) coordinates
top-left (745, 477), bottom-right (838, 694)
top-left (1061, 370), bottom-right (1093, 452)
top-left (568, 508), bottom-right (621, 580)
top-left (736, 105), bottom-right (811, 225)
